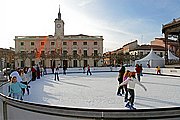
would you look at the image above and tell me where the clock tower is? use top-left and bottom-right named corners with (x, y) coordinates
top-left (54, 5), bottom-right (64, 38)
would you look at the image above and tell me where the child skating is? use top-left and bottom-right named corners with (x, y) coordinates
top-left (9, 76), bottom-right (27, 100)
top-left (119, 72), bottom-right (147, 110)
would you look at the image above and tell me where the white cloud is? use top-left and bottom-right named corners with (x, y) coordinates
top-left (78, 0), bottom-right (95, 7)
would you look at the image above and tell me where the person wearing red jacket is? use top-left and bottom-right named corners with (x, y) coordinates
top-left (135, 64), bottom-right (141, 82)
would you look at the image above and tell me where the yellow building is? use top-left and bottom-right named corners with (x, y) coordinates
top-left (14, 7), bottom-right (103, 68)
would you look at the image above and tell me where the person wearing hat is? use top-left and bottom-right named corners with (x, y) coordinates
top-left (10, 69), bottom-right (22, 82)
top-left (119, 72), bottom-right (147, 109)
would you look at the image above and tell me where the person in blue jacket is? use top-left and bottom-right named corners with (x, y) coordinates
top-left (9, 76), bottom-right (27, 100)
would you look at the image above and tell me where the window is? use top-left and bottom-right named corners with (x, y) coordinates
top-left (84, 50), bottom-right (87, 56)
top-left (63, 42), bottom-right (67, 45)
top-left (73, 60), bottom-right (77, 67)
top-left (41, 51), bottom-right (45, 55)
top-left (140, 52), bottom-right (143, 56)
top-left (73, 42), bottom-right (77, 45)
top-left (21, 61), bottom-right (24, 68)
top-left (20, 42), bottom-right (24, 46)
top-left (51, 42), bottom-right (55, 45)
top-left (94, 50), bottom-right (98, 55)
top-left (20, 51), bottom-right (25, 53)
top-left (94, 60), bottom-right (98, 67)
top-left (63, 50), bottom-right (68, 56)
top-left (51, 51), bottom-right (55, 54)
top-left (73, 50), bottom-right (77, 56)
top-left (84, 60), bottom-right (88, 67)
top-left (40, 42), bottom-right (44, 46)
top-left (31, 51), bottom-right (34, 54)
top-left (31, 42), bottom-right (34, 46)
top-left (83, 42), bottom-right (87, 45)
top-left (94, 42), bottom-right (97, 45)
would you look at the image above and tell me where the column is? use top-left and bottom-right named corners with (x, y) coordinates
top-left (164, 32), bottom-right (169, 65)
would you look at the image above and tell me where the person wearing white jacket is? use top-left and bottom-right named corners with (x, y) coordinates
top-left (54, 66), bottom-right (60, 81)
top-left (119, 72), bottom-right (147, 109)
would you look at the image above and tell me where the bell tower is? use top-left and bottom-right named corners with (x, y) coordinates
top-left (54, 5), bottom-right (64, 38)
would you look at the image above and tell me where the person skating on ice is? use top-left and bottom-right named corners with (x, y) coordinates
top-left (156, 66), bottom-right (161, 74)
top-left (9, 76), bottom-right (27, 100)
top-left (122, 70), bottom-right (130, 102)
top-left (135, 64), bottom-right (141, 81)
top-left (87, 64), bottom-right (92, 75)
top-left (63, 65), bottom-right (67, 75)
top-left (54, 66), bottom-right (60, 81)
top-left (116, 63), bottom-right (125, 96)
top-left (19, 69), bottom-right (30, 95)
top-left (119, 72), bottom-right (147, 109)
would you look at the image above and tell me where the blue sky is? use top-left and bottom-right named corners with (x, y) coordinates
top-left (1, 0), bottom-right (180, 52)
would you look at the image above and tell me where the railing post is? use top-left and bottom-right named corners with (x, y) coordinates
top-left (3, 101), bottom-right (8, 120)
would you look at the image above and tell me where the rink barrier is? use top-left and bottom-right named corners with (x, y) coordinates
top-left (0, 93), bottom-right (180, 120)
top-left (45, 67), bottom-right (180, 77)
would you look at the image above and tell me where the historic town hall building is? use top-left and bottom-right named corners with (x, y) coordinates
top-left (14, 7), bottom-right (104, 68)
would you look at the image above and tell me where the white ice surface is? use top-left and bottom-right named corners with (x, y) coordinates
top-left (23, 72), bottom-right (180, 110)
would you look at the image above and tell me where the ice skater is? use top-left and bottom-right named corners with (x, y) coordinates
top-left (87, 64), bottom-right (92, 75)
top-left (117, 63), bottom-right (125, 96)
top-left (122, 70), bottom-right (130, 102)
top-left (63, 65), bottom-right (67, 75)
top-left (119, 72), bottom-right (147, 110)
top-left (135, 64), bottom-right (141, 81)
top-left (20, 69), bottom-right (30, 95)
top-left (156, 66), bottom-right (161, 74)
top-left (9, 76), bottom-right (27, 100)
top-left (54, 66), bottom-right (60, 81)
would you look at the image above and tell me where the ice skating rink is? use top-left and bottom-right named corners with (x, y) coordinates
top-left (24, 72), bottom-right (180, 109)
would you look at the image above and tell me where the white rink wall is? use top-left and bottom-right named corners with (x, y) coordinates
top-left (45, 67), bottom-right (180, 77)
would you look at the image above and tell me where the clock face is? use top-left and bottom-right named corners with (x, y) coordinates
top-left (57, 24), bottom-right (61, 28)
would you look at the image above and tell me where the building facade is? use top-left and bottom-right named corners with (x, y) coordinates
top-left (122, 40), bottom-right (138, 54)
top-left (0, 47), bottom-right (15, 70)
top-left (162, 18), bottom-right (180, 64)
top-left (14, 7), bottom-right (103, 68)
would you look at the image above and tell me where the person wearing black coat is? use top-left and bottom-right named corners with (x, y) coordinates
top-left (117, 65), bottom-right (125, 96)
